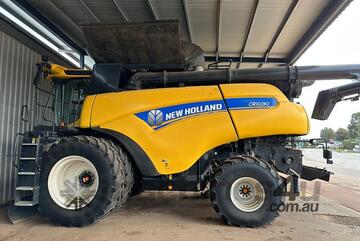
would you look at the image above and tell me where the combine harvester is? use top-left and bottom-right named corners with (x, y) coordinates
top-left (8, 21), bottom-right (360, 227)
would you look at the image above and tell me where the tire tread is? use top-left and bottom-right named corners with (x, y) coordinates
top-left (210, 155), bottom-right (282, 227)
top-left (39, 135), bottom-right (128, 227)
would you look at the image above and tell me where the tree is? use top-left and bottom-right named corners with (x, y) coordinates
top-left (342, 140), bottom-right (355, 150)
top-left (347, 112), bottom-right (360, 140)
top-left (335, 128), bottom-right (349, 142)
top-left (320, 127), bottom-right (335, 140)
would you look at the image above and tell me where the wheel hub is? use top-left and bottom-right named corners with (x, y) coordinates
top-left (239, 184), bottom-right (252, 197)
top-left (230, 177), bottom-right (265, 212)
top-left (48, 155), bottom-right (99, 210)
top-left (79, 171), bottom-right (95, 187)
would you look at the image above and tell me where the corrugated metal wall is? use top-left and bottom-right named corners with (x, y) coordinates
top-left (0, 30), bottom-right (44, 205)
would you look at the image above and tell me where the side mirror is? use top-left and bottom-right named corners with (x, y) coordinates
top-left (323, 149), bottom-right (333, 164)
top-left (33, 56), bottom-right (50, 86)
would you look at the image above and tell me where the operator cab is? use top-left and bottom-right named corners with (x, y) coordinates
top-left (32, 60), bottom-right (92, 128)
top-left (53, 78), bottom-right (88, 127)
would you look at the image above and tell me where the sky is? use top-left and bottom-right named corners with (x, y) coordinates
top-left (295, 0), bottom-right (360, 138)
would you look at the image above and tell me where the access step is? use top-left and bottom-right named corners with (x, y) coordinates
top-left (14, 201), bottom-right (37, 207)
top-left (17, 171), bottom-right (37, 175)
top-left (19, 157), bottom-right (36, 160)
top-left (16, 186), bottom-right (38, 191)
top-left (21, 143), bottom-right (37, 146)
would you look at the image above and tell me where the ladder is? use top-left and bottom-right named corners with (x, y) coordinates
top-left (13, 135), bottom-right (42, 207)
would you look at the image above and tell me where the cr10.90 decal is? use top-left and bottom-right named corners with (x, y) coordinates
top-left (225, 97), bottom-right (277, 110)
top-left (135, 97), bottom-right (277, 130)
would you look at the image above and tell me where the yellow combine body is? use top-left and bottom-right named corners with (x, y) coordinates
top-left (78, 84), bottom-right (308, 175)
top-left (45, 64), bottom-right (91, 80)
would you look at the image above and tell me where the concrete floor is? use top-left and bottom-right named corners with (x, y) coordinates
top-left (0, 149), bottom-right (359, 241)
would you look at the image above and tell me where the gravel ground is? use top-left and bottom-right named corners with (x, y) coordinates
top-left (0, 149), bottom-right (359, 241)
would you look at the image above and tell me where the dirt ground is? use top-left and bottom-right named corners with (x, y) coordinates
top-left (0, 149), bottom-right (359, 241)
top-left (0, 190), bottom-right (359, 241)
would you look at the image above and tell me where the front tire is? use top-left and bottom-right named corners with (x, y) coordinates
top-left (210, 155), bottom-right (283, 227)
top-left (39, 136), bottom-right (126, 227)
top-left (102, 139), bottom-right (135, 203)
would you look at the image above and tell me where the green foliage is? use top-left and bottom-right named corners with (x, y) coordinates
top-left (342, 140), bottom-right (355, 150)
top-left (320, 127), bottom-right (335, 140)
top-left (335, 128), bottom-right (349, 141)
top-left (302, 142), bottom-right (311, 148)
top-left (347, 112), bottom-right (360, 140)
top-left (320, 112), bottom-right (360, 151)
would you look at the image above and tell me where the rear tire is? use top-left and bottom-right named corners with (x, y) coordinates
top-left (210, 155), bottom-right (283, 227)
top-left (39, 136), bottom-right (126, 227)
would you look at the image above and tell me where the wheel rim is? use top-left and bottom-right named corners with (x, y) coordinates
top-left (230, 177), bottom-right (265, 212)
top-left (48, 155), bottom-right (99, 210)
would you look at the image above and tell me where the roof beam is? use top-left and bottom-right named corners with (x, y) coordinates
top-left (47, 0), bottom-right (82, 34)
top-left (79, 0), bottom-right (100, 22)
top-left (47, 0), bottom-right (86, 46)
top-left (146, 0), bottom-right (158, 20)
top-left (0, 17), bottom-right (75, 67)
top-left (258, 0), bottom-right (299, 68)
top-left (215, 0), bottom-right (223, 61)
top-left (112, 0), bottom-right (129, 22)
top-left (237, 0), bottom-right (259, 68)
top-left (182, 0), bottom-right (192, 42)
top-left (10, 0), bottom-right (86, 55)
top-left (288, 0), bottom-right (353, 64)
top-left (205, 56), bottom-right (287, 64)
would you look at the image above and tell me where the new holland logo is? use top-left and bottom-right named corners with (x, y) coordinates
top-left (136, 98), bottom-right (276, 130)
top-left (147, 109), bottom-right (164, 126)
top-left (138, 100), bottom-right (226, 129)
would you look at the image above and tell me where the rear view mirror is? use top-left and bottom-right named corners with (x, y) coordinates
top-left (33, 56), bottom-right (50, 86)
top-left (323, 149), bottom-right (333, 164)
top-left (323, 149), bottom-right (332, 159)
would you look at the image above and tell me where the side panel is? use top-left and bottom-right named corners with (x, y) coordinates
top-left (220, 84), bottom-right (310, 139)
top-left (89, 86), bottom-right (238, 175)
top-left (79, 95), bottom-right (95, 128)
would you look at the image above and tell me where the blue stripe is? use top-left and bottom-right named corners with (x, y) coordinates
top-left (225, 97), bottom-right (277, 110)
top-left (136, 100), bottom-right (226, 129)
top-left (135, 97), bottom-right (277, 130)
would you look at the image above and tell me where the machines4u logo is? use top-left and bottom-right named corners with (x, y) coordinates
top-left (147, 109), bottom-right (164, 126)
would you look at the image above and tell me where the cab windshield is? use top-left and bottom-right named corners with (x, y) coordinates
top-left (54, 79), bottom-right (88, 126)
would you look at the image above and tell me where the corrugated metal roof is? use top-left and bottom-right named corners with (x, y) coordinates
top-left (271, 0), bottom-right (330, 57)
top-left (244, 0), bottom-right (292, 56)
top-left (218, 0), bottom-right (253, 54)
top-left (150, 0), bottom-right (190, 41)
top-left (17, 0), bottom-right (353, 68)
